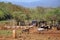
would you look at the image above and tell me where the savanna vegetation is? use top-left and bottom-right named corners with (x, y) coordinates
top-left (0, 2), bottom-right (60, 40)
top-left (0, 2), bottom-right (60, 25)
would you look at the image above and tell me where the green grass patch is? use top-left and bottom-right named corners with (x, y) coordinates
top-left (0, 30), bottom-right (12, 36)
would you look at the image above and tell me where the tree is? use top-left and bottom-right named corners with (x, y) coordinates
top-left (12, 11), bottom-right (27, 25)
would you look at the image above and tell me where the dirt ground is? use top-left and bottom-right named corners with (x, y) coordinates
top-left (0, 26), bottom-right (60, 40)
top-left (0, 33), bottom-right (60, 40)
top-left (0, 30), bottom-right (60, 40)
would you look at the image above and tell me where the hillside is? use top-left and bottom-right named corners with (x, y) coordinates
top-left (0, 2), bottom-right (60, 22)
top-left (0, 2), bottom-right (29, 20)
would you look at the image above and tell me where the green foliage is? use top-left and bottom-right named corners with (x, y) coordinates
top-left (0, 2), bottom-right (25, 21)
top-left (12, 11), bottom-right (27, 21)
top-left (0, 2), bottom-right (60, 23)
top-left (0, 10), bottom-right (5, 19)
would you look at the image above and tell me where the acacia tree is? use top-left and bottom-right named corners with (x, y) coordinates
top-left (12, 11), bottom-right (27, 25)
top-left (44, 9), bottom-right (60, 26)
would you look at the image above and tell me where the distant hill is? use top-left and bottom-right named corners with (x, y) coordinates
top-left (0, 2), bottom-right (29, 13)
top-left (0, 2), bottom-right (29, 20)
top-left (0, 2), bottom-right (60, 22)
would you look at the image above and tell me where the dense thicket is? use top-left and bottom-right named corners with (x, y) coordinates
top-left (0, 2), bottom-right (60, 22)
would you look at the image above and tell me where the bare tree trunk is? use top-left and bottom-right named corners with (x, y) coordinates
top-left (19, 22), bottom-right (20, 26)
top-left (53, 20), bottom-right (55, 26)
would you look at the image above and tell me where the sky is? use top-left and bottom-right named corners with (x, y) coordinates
top-left (0, 0), bottom-right (40, 2)
top-left (0, 0), bottom-right (60, 8)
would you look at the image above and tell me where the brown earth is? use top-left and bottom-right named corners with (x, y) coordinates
top-left (0, 32), bottom-right (60, 40)
top-left (0, 25), bottom-right (60, 40)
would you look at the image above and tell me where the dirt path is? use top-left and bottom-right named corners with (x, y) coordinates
top-left (0, 33), bottom-right (60, 40)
